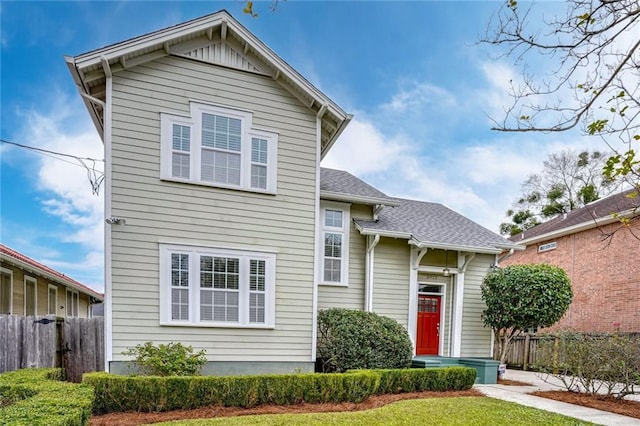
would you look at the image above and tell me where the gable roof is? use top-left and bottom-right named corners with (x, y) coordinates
top-left (65, 10), bottom-right (351, 158)
top-left (320, 168), bottom-right (399, 206)
top-left (510, 189), bottom-right (639, 245)
top-left (0, 244), bottom-right (103, 300)
top-left (354, 198), bottom-right (521, 254)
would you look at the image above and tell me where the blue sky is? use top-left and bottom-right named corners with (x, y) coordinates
top-left (0, 1), bottom-right (604, 293)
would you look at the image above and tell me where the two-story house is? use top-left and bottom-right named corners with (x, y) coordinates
top-left (66, 10), bottom-right (520, 374)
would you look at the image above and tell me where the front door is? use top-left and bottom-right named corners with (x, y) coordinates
top-left (416, 294), bottom-right (441, 355)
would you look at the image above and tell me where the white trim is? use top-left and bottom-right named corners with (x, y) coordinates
top-left (159, 243), bottom-right (276, 328)
top-left (66, 288), bottom-right (80, 318)
top-left (320, 191), bottom-right (399, 207)
top-left (318, 201), bottom-right (351, 286)
top-left (23, 275), bottom-right (37, 316)
top-left (47, 284), bottom-right (58, 316)
top-left (104, 72), bottom-right (113, 370)
top-left (364, 234), bottom-right (380, 312)
top-left (0, 267), bottom-right (13, 315)
top-left (311, 112), bottom-right (322, 362)
top-left (407, 246), bottom-right (418, 352)
top-left (160, 102), bottom-right (278, 194)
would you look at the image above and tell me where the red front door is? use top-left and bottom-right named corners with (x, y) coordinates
top-left (416, 294), bottom-right (441, 355)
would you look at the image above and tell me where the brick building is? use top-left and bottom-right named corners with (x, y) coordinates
top-left (501, 190), bottom-right (640, 333)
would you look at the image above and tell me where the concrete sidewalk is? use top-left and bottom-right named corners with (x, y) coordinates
top-left (474, 370), bottom-right (640, 426)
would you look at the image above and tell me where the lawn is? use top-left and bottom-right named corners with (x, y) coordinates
top-left (155, 397), bottom-right (593, 425)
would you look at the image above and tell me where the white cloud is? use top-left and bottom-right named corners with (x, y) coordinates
top-left (15, 95), bottom-right (104, 290)
top-left (382, 81), bottom-right (457, 113)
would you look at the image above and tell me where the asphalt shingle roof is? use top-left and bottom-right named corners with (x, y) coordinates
top-left (510, 189), bottom-right (638, 242)
top-left (320, 168), bottom-right (395, 204)
top-left (354, 198), bottom-right (518, 251)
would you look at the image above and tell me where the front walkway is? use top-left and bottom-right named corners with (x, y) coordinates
top-left (474, 370), bottom-right (640, 426)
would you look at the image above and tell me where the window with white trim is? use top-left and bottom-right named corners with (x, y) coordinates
top-left (538, 242), bottom-right (557, 253)
top-left (319, 202), bottom-right (350, 286)
top-left (66, 289), bottom-right (79, 317)
top-left (160, 103), bottom-right (278, 193)
top-left (48, 284), bottom-right (58, 316)
top-left (160, 244), bottom-right (276, 327)
top-left (24, 276), bottom-right (37, 316)
top-left (0, 268), bottom-right (12, 314)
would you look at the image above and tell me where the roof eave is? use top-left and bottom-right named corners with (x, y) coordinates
top-left (321, 190), bottom-right (400, 206)
top-left (354, 223), bottom-right (412, 240)
top-left (516, 208), bottom-right (637, 245)
top-left (410, 237), bottom-right (507, 255)
top-left (0, 253), bottom-right (104, 301)
top-left (321, 113), bottom-right (353, 159)
top-left (65, 56), bottom-right (105, 140)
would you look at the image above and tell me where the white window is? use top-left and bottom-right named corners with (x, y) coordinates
top-left (159, 244), bottom-right (276, 328)
top-left (538, 242), bottom-right (557, 253)
top-left (48, 285), bottom-right (58, 316)
top-left (0, 267), bottom-right (12, 314)
top-left (319, 202), bottom-right (350, 286)
top-left (160, 103), bottom-right (278, 193)
top-left (66, 289), bottom-right (79, 317)
top-left (24, 276), bottom-right (37, 316)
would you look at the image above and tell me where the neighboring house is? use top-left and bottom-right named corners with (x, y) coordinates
top-left (501, 189), bottom-right (640, 333)
top-left (66, 10), bottom-right (520, 374)
top-left (0, 244), bottom-right (104, 318)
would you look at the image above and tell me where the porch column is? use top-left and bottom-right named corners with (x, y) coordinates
top-left (407, 246), bottom-right (419, 351)
top-left (364, 234), bottom-right (380, 312)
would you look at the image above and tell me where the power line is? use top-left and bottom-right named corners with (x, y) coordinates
top-left (0, 138), bottom-right (104, 162)
top-left (0, 138), bottom-right (105, 195)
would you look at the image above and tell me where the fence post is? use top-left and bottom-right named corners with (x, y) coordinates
top-left (523, 333), bottom-right (531, 371)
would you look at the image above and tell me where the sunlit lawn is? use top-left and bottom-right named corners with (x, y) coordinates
top-left (157, 396), bottom-right (593, 425)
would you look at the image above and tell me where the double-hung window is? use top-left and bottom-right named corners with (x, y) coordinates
top-left (0, 268), bottom-right (12, 315)
top-left (161, 103), bottom-right (277, 193)
top-left (48, 284), bottom-right (58, 316)
top-left (160, 244), bottom-right (275, 327)
top-left (66, 289), bottom-right (79, 317)
top-left (319, 202), bottom-right (350, 286)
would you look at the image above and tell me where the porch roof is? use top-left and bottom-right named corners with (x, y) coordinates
top-left (354, 198), bottom-right (521, 253)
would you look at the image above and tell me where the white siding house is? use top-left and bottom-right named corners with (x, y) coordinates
top-left (67, 10), bottom-right (520, 374)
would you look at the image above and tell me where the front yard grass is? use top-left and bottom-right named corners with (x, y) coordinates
top-left (155, 396), bottom-right (593, 425)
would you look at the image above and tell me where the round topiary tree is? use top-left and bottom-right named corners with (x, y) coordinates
top-left (316, 308), bottom-right (413, 373)
top-left (481, 264), bottom-right (573, 364)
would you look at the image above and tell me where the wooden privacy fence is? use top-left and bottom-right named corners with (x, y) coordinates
top-left (0, 315), bottom-right (104, 382)
top-left (493, 334), bottom-right (543, 370)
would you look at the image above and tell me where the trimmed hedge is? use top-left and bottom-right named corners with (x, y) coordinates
top-left (0, 368), bottom-right (93, 425)
top-left (375, 367), bottom-right (477, 394)
top-left (84, 366), bottom-right (476, 414)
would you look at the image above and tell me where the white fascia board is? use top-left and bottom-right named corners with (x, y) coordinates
top-left (70, 11), bottom-right (349, 123)
top-left (410, 240), bottom-right (503, 255)
top-left (0, 254), bottom-right (103, 301)
top-left (517, 209), bottom-right (636, 246)
top-left (354, 223), bottom-right (412, 240)
top-left (65, 56), bottom-right (105, 139)
top-left (320, 113), bottom-right (353, 159)
top-left (320, 190), bottom-right (400, 207)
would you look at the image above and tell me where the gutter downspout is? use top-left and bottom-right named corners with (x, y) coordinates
top-left (496, 248), bottom-right (515, 265)
top-left (364, 234), bottom-right (380, 312)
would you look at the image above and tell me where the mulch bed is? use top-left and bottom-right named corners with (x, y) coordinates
top-left (532, 390), bottom-right (640, 420)
top-left (89, 389), bottom-right (483, 425)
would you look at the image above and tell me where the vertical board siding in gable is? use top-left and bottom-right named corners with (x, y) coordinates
top-left (109, 55), bottom-right (318, 362)
top-left (317, 203), bottom-right (369, 310)
top-left (460, 254), bottom-right (493, 357)
top-left (371, 238), bottom-right (410, 328)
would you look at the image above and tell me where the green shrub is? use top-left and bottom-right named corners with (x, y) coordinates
top-left (534, 331), bottom-right (640, 399)
top-left (84, 370), bottom-right (381, 414)
top-left (374, 367), bottom-right (476, 394)
top-left (122, 341), bottom-right (207, 376)
top-left (0, 368), bottom-right (93, 425)
top-left (316, 308), bottom-right (413, 372)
